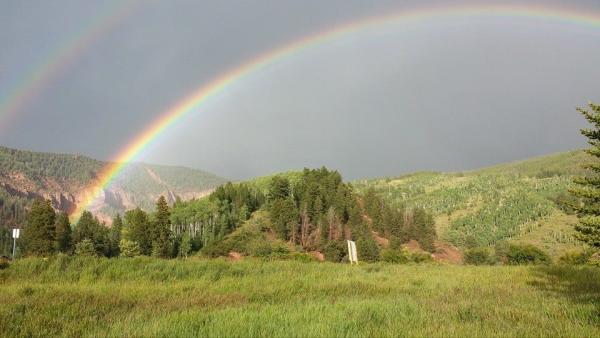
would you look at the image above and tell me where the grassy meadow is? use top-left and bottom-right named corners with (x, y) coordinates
top-left (1, 256), bottom-right (599, 337)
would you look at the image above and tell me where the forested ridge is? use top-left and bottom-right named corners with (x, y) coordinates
top-left (9, 167), bottom-right (437, 262)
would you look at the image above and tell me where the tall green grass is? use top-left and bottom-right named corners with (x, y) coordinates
top-left (1, 256), bottom-right (598, 337)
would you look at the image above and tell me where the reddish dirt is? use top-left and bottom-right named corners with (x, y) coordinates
top-left (228, 251), bottom-right (243, 261)
top-left (309, 251), bottom-right (325, 262)
top-left (371, 231), bottom-right (389, 248)
top-left (432, 241), bottom-right (463, 264)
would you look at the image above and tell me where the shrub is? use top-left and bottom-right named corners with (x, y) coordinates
top-left (323, 241), bottom-right (348, 263)
top-left (494, 241), bottom-right (510, 264)
top-left (410, 251), bottom-right (433, 263)
top-left (249, 241), bottom-right (290, 260)
top-left (119, 239), bottom-right (141, 258)
top-left (290, 252), bottom-right (315, 262)
top-left (380, 249), bottom-right (409, 264)
top-left (464, 247), bottom-right (495, 265)
top-left (0, 256), bottom-right (10, 269)
top-left (201, 240), bottom-right (231, 258)
top-left (558, 249), bottom-right (595, 265)
top-left (588, 252), bottom-right (600, 267)
top-left (506, 243), bottom-right (551, 265)
top-left (357, 238), bottom-right (380, 262)
top-left (74, 240), bottom-right (97, 257)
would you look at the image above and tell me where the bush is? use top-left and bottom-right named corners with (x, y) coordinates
top-left (558, 249), bottom-right (595, 265)
top-left (290, 252), bottom-right (315, 262)
top-left (464, 247), bottom-right (495, 265)
top-left (74, 240), bottom-right (97, 257)
top-left (410, 251), bottom-right (433, 263)
top-left (119, 239), bottom-right (141, 258)
top-left (323, 241), bottom-right (348, 263)
top-left (380, 248), bottom-right (409, 264)
top-left (249, 241), bottom-right (290, 260)
top-left (506, 243), bottom-right (551, 265)
top-left (357, 238), bottom-right (380, 262)
top-left (588, 252), bottom-right (600, 267)
top-left (494, 241), bottom-right (510, 264)
top-left (201, 240), bottom-right (231, 258)
top-left (0, 256), bottom-right (10, 269)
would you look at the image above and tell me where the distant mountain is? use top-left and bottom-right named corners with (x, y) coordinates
top-left (353, 150), bottom-right (593, 257)
top-left (0, 146), bottom-right (227, 225)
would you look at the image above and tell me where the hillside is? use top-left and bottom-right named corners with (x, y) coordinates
top-left (353, 150), bottom-right (593, 257)
top-left (0, 146), bottom-right (227, 227)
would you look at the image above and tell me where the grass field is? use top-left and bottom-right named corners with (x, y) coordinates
top-left (1, 256), bottom-right (599, 337)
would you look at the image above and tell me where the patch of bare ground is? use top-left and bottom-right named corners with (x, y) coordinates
top-left (309, 251), bottom-right (325, 261)
top-left (228, 251), bottom-right (242, 261)
top-left (371, 231), bottom-right (389, 247)
top-left (432, 241), bottom-right (463, 264)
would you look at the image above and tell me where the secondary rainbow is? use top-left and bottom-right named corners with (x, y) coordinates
top-left (0, 0), bottom-right (140, 129)
top-left (72, 3), bottom-right (600, 218)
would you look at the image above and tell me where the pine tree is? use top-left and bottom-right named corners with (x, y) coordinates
top-left (74, 239), bottom-right (97, 256)
top-left (73, 211), bottom-right (107, 256)
top-left (55, 212), bottom-right (72, 254)
top-left (152, 196), bottom-right (172, 258)
top-left (23, 199), bottom-right (56, 256)
top-left (124, 208), bottom-right (152, 255)
top-left (108, 214), bottom-right (123, 257)
top-left (571, 102), bottom-right (600, 248)
top-left (119, 239), bottom-right (141, 257)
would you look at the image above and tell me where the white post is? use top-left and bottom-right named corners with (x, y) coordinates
top-left (11, 228), bottom-right (20, 260)
top-left (347, 240), bottom-right (358, 265)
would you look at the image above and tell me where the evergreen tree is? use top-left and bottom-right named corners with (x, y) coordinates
top-left (268, 176), bottom-right (290, 200)
top-left (269, 198), bottom-right (297, 240)
top-left (107, 214), bottom-right (123, 257)
top-left (23, 199), bottom-right (56, 256)
top-left (413, 208), bottom-right (436, 252)
top-left (119, 239), bottom-right (141, 257)
top-left (124, 208), bottom-right (152, 255)
top-left (73, 211), bottom-right (107, 256)
top-left (74, 239), bottom-right (97, 256)
top-left (54, 212), bottom-right (72, 254)
top-left (571, 102), bottom-right (600, 248)
top-left (152, 196), bottom-right (172, 258)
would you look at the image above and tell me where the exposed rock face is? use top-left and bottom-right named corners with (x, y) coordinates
top-left (0, 146), bottom-right (226, 226)
top-left (0, 168), bottom-right (220, 225)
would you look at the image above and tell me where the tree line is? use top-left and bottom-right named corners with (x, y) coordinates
top-left (13, 167), bottom-right (438, 262)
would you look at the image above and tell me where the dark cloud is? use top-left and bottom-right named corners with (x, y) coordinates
top-left (1, 0), bottom-right (599, 180)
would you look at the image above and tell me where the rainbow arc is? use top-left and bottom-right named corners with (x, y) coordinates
top-left (71, 3), bottom-right (600, 218)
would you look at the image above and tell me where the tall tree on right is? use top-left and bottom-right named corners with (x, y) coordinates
top-left (571, 102), bottom-right (600, 248)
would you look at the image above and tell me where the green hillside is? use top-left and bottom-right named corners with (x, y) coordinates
top-left (353, 150), bottom-right (593, 256)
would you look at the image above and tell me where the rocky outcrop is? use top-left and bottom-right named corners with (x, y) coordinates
top-left (0, 170), bottom-right (218, 225)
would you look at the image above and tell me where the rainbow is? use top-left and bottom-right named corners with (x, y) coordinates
top-left (0, 1), bottom-right (140, 128)
top-left (72, 3), bottom-right (600, 218)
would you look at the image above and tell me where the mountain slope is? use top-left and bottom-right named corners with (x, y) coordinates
top-left (353, 150), bottom-right (593, 256)
top-left (0, 146), bottom-right (226, 225)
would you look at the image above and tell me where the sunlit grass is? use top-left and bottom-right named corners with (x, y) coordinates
top-left (1, 256), bottom-right (598, 337)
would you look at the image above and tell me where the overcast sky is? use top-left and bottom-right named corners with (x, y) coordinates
top-left (1, 0), bottom-right (600, 180)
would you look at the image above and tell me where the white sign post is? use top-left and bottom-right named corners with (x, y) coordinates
top-left (12, 228), bottom-right (20, 260)
top-left (347, 240), bottom-right (358, 265)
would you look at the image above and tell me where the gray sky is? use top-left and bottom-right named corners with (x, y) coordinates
top-left (1, 0), bottom-right (600, 180)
